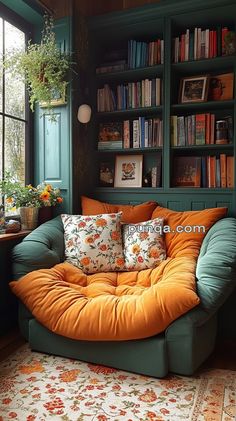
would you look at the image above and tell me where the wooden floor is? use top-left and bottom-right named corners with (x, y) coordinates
top-left (0, 330), bottom-right (236, 370)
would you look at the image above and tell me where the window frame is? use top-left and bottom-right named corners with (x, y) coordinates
top-left (0, 3), bottom-right (33, 185)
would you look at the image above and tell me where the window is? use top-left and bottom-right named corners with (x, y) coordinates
top-left (0, 6), bottom-right (31, 198)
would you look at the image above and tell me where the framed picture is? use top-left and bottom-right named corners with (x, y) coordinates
top-left (179, 75), bottom-right (209, 103)
top-left (173, 156), bottom-right (201, 187)
top-left (40, 82), bottom-right (67, 108)
top-left (114, 154), bottom-right (143, 188)
top-left (208, 72), bottom-right (234, 101)
top-left (99, 162), bottom-right (114, 187)
top-left (99, 122), bottom-right (123, 142)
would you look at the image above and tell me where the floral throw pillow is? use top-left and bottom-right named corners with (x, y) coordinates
top-left (122, 217), bottom-right (166, 271)
top-left (61, 213), bottom-right (125, 274)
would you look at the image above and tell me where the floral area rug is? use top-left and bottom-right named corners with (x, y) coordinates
top-left (0, 344), bottom-right (235, 421)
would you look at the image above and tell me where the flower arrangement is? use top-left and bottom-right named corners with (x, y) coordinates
top-left (0, 173), bottom-right (63, 209)
top-left (37, 182), bottom-right (63, 207)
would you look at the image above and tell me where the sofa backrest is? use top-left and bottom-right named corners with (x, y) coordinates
top-left (12, 216), bottom-right (64, 279)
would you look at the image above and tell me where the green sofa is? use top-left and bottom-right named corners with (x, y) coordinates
top-left (12, 216), bottom-right (236, 377)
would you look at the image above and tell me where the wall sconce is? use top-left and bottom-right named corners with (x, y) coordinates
top-left (77, 104), bottom-right (92, 124)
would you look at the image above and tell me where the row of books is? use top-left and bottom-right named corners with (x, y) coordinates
top-left (98, 118), bottom-right (163, 149)
top-left (128, 39), bottom-right (164, 68)
top-left (173, 155), bottom-right (234, 188)
top-left (172, 27), bottom-right (235, 63)
top-left (97, 79), bottom-right (161, 112)
top-left (96, 60), bottom-right (127, 74)
top-left (171, 114), bottom-right (233, 147)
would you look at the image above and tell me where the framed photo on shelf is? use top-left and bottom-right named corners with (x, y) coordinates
top-left (99, 162), bottom-right (114, 187)
top-left (173, 156), bottom-right (201, 187)
top-left (208, 72), bottom-right (234, 101)
top-left (179, 75), bottom-right (209, 103)
top-left (114, 154), bottom-right (143, 188)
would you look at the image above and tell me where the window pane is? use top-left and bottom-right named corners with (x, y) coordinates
top-left (4, 117), bottom-right (25, 183)
top-left (0, 18), bottom-right (3, 113)
top-left (4, 21), bottom-right (25, 119)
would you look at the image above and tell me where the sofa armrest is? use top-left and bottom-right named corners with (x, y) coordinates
top-left (12, 216), bottom-right (65, 279)
top-left (196, 217), bottom-right (236, 313)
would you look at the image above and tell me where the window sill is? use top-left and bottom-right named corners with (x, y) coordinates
top-left (0, 230), bottom-right (31, 243)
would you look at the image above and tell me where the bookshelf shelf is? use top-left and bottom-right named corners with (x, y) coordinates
top-left (172, 55), bottom-right (236, 74)
top-left (95, 187), bottom-right (164, 193)
top-left (96, 64), bottom-right (164, 83)
top-left (97, 106), bottom-right (163, 119)
top-left (97, 147), bottom-right (162, 153)
top-left (171, 100), bottom-right (234, 112)
top-left (171, 144), bottom-right (234, 152)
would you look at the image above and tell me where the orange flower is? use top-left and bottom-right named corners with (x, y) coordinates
top-left (88, 364), bottom-right (117, 375)
top-left (99, 244), bottom-right (107, 251)
top-left (116, 257), bottom-right (124, 267)
top-left (96, 218), bottom-right (107, 227)
top-left (80, 257), bottom-right (90, 266)
top-left (139, 388), bottom-right (157, 403)
top-left (59, 369), bottom-right (80, 382)
top-left (132, 244), bottom-right (140, 254)
top-left (45, 184), bottom-right (52, 192)
top-left (149, 247), bottom-right (160, 259)
top-left (2, 398), bottom-right (12, 404)
top-left (85, 236), bottom-right (94, 244)
top-left (56, 197), bottom-right (63, 203)
top-left (40, 191), bottom-right (50, 201)
top-left (6, 197), bottom-right (13, 204)
top-left (19, 361), bottom-right (44, 374)
top-left (111, 231), bottom-right (120, 241)
top-left (140, 232), bottom-right (149, 240)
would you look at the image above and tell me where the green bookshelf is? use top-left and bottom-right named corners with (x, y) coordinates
top-left (86, 0), bottom-right (236, 215)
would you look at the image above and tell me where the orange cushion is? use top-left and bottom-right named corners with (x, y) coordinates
top-left (10, 259), bottom-right (199, 341)
top-left (81, 196), bottom-right (157, 223)
top-left (151, 206), bottom-right (227, 258)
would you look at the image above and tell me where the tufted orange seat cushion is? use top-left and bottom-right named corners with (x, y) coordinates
top-left (10, 259), bottom-right (200, 341)
top-left (81, 196), bottom-right (157, 223)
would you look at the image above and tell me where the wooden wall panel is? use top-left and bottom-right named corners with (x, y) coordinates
top-left (123, 0), bottom-right (161, 9)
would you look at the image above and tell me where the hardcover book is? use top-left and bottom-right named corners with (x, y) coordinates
top-left (99, 122), bottom-right (123, 142)
top-left (173, 156), bottom-right (201, 187)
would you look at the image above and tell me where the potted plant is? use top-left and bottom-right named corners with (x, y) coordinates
top-left (0, 174), bottom-right (63, 229)
top-left (4, 14), bottom-right (72, 118)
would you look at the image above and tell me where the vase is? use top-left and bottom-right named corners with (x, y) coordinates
top-left (20, 207), bottom-right (39, 230)
top-left (38, 206), bottom-right (53, 225)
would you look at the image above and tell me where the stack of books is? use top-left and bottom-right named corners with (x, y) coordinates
top-left (97, 78), bottom-right (161, 112)
top-left (128, 39), bottom-right (164, 68)
top-left (123, 118), bottom-right (163, 148)
top-left (171, 114), bottom-right (233, 146)
top-left (173, 155), bottom-right (234, 188)
top-left (173, 27), bottom-right (236, 63)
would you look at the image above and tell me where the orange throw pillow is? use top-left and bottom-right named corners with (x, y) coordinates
top-left (151, 206), bottom-right (227, 258)
top-left (81, 196), bottom-right (157, 223)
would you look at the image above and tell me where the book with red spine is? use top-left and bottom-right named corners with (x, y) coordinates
top-left (220, 154), bottom-right (227, 188)
top-left (226, 155), bottom-right (234, 187)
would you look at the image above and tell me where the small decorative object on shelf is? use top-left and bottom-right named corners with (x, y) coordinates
top-left (5, 220), bottom-right (21, 233)
top-left (114, 154), bottom-right (143, 188)
top-left (99, 162), bottom-right (114, 187)
top-left (179, 75), bottom-right (209, 103)
top-left (173, 156), bottom-right (201, 187)
top-left (208, 73), bottom-right (234, 101)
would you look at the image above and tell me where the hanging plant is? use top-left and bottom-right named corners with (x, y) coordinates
top-left (4, 14), bottom-right (73, 117)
